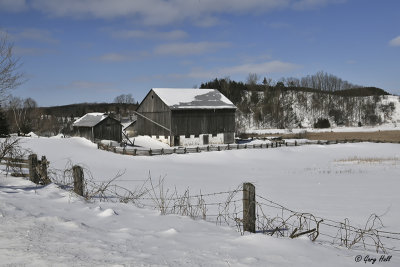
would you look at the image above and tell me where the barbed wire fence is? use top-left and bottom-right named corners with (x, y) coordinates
top-left (47, 164), bottom-right (400, 255)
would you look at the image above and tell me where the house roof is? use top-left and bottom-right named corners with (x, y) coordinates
top-left (151, 88), bottom-right (236, 110)
top-left (73, 113), bottom-right (108, 127)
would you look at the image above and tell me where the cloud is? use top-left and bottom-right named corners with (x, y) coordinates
top-left (389, 36), bottom-right (400, 47)
top-left (6, 28), bottom-right (58, 44)
top-left (67, 81), bottom-right (118, 92)
top-left (171, 60), bottom-right (301, 79)
top-left (96, 53), bottom-right (130, 62)
top-left (111, 29), bottom-right (187, 40)
top-left (154, 42), bottom-right (231, 56)
top-left (292, 0), bottom-right (346, 10)
top-left (13, 46), bottom-right (51, 56)
top-left (93, 51), bottom-right (150, 62)
top-left (0, 0), bottom-right (27, 12)
top-left (22, 0), bottom-right (344, 26)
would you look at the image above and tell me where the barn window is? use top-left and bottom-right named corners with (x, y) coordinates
top-left (156, 135), bottom-right (159, 139)
top-left (212, 133), bottom-right (217, 137)
top-left (185, 133), bottom-right (190, 138)
top-left (194, 134), bottom-right (199, 138)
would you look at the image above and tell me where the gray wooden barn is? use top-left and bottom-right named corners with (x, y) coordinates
top-left (136, 88), bottom-right (236, 146)
top-left (73, 113), bottom-right (122, 143)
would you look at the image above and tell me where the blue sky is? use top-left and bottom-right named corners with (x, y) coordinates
top-left (1, 0), bottom-right (399, 106)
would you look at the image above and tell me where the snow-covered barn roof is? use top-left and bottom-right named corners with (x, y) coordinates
top-left (152, 88), bottom-right (236, 110)
top-left (73, 113), bottom-right (108, 127)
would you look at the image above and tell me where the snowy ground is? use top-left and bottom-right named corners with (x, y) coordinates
top-left (1, 136), bottom-right (400, 266)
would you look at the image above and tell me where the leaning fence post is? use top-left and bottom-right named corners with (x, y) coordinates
top-left (73, 165), bottom-right (84, 197)
top-left (40, 156), bottom-right (50, 185)
top-left (243, 182), bottom-right (256, 233)
top-left (28, 154), bottom-right (40, 184)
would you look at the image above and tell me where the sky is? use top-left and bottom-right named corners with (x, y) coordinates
top-left (0, 0), bottom-right (399, 107)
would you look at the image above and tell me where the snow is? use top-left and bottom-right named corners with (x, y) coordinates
top-left (73, 112), bottom-right (108, 127)
top-left (2, 176), bottom-right (393, 266)
top-left (26, 131), bottom-right (39, 138)
top-left (129, 136), bottom-right (171, 149)
top-left (1, 137), bottom-right (400, 266)
top-left (152, 88), bottom-right (236, 109)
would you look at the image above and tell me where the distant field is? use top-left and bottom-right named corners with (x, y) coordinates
top-left (256, 130), bottom-right (400, 142)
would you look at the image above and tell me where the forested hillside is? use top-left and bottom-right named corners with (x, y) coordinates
top-left (200, 72), bottom-right (399, 132)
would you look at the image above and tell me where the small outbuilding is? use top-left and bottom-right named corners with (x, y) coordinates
top-left (136, 88), bottom-right (237, 146)
top-left (73, 113), bottom-right (122, 143)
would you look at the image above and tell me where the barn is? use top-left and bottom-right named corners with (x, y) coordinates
top-left (136, 88), bottom-right (236, 146)
top-left (73, 113), bottom-right (122, 143)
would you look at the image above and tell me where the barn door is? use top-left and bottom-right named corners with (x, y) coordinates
top-left (203, 135), bottom-right (209, 145)
top-left (223, 133), bottom-right (234, 144)
top-left (174, 136), bottom-right (180, 146)
top-left (106, 124), bottom-right (112, 140)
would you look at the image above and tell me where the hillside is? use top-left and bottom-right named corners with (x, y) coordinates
top-left (38, 102), bottom-right (139, 118)
top-left (200, 77), bottom-right (399, 131)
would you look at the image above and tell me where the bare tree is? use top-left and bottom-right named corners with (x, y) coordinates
top-left (6, 96), bottom-right (38, 133)
top-left (114, 94), bottom-right (135, 104)
top-left (0, 32), bottom-right (24, 101)
top-left (246, 73), bottom-right (259, 86)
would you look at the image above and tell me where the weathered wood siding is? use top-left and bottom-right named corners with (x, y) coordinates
top-left (93, 117), bottom-right (122, 142)
top-left (136, 89), bottom-right (236, 143)
top-left (74, 117), bottom-right (122, 142)
top-left (136, 90), bottom-right (171, 136)
top-left (74, 126), bottom-right (93, 141)
top-left (171, 109), bottom-right (235, 136)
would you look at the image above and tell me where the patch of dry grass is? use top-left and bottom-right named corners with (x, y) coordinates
top-left (335, 156), bottom-right (400, 164)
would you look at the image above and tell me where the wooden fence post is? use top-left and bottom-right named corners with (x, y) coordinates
top-left (243, 182), bottom-right (256, 233)
top-left (28, 154), bottom-right (40, 184)
top-left (40, 156), bottom-right (50, 185)
top-left (73, 165), bottom-right (84, 197)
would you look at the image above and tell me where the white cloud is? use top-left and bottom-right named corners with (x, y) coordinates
top-left (111, 29), bottom-right (187, 40)
top-left (24, 0), bottom-right (344, 26)
top-left (154, 42), bottom-right (230, 56)
top-left (389, 36), bottom-right (400, 47)
top-left (178, 60), bottom-right (301, 79)
top-left (7, 28), bottom-right (58, 44)
top-left (97, 53), bottom-right (129, 62)
top-left (0, 0), bottom-right (27, 12)
top-left (13, 46), bottom-right (51, 56)
top-left (292, 0), bottom-right (346, 10)
top-left (93, 51), bottom-right (149, 62)
top-left (67, 81), bottom-right (118, 92)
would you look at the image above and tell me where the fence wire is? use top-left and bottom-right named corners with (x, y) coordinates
top-left (45, 166), bottom-right (400, 255)
top-left (255, 194), bottom-right (400, 254)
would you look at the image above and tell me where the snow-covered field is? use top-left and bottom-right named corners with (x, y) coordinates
top-left (246, 123), bottom-right (400, 135)
top-left (1, 136), bottom-right (400, 266)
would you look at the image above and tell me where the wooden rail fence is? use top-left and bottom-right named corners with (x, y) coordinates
top-left (1, 154), bottom-right (50, 185)
top-left (97, 138), bottom-right (400, 157)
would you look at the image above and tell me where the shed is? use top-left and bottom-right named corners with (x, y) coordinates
top-left (136, 88), bottom-right (236, 146)
top-left (73, 113), bottom-right (122, 143)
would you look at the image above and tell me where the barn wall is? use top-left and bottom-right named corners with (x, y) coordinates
top-left (171, 109), bottom-right (235, 136)
top-left (93, 117), bottom-right (122, 142)
top-left (136, 90), bottom-right (171, 136)
top-left (74, 126), bottom-right (93, 141)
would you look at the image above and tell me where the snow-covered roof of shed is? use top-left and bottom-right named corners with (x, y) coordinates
top-left (152, 88), bottom-right (236, 110)
top-left (73, 113), bottom-right (108, 127)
